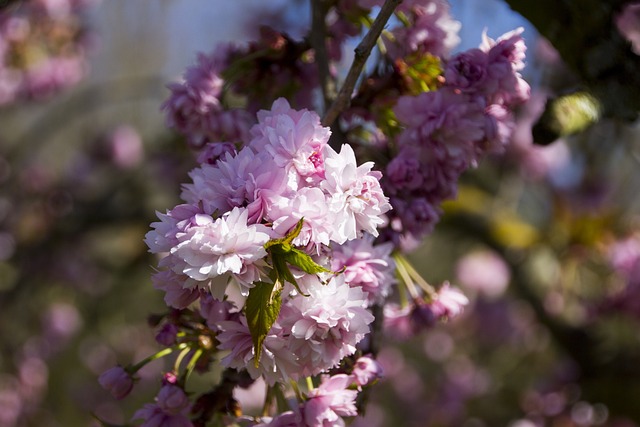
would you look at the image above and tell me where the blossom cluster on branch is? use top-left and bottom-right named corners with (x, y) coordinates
top-left (99, 1), bottom-right (531, 426)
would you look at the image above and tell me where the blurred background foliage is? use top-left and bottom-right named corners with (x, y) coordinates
top-left (1, 0), bottom-right (640, 426)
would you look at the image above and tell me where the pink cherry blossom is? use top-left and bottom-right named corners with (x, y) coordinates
top-left (352, 355), bottom-right (384, 387)
top-left (170, 207), bottom-right (271, 290)
top-left (181, 148), bottom-right (288, 224)
top-left (161, 44), bottom-right (253, 147)
top-left (303, 374), bottom-right (358, 427)
top-left (216, 316), bottom-right (299, 386)
top-left (268, 187), bottom-right (334, 250)
top-left (145, 204), bottom-right (203, 254)
top-left (151, 268), bottom-right (200, 309)
top-left (249, 98), bottom-right (331, 188)
top-left (432, 281), bottom-right (469, 319)
top-left (330, 235), bottom-right (396, 305)
top-left (279, 275), bottom-right (374, 377)
top-left (321, 144), bottom-right (391, 244)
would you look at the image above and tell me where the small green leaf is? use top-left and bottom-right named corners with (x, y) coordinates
top-left (245, 281), bottom-right (282, 367)
top-left (272, 253), bottom-right (309, 296)
top-left (284, 248), bottom-right (332, 275)
top-left (264, 218), bottom-right (305, 251)
top-left (283, 218), bottom-right (305, 245)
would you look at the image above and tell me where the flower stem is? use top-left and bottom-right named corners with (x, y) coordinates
top-left (184, 347), bottom-right (203, 381)
top-left (395, 255), bottom-right (438, 301)
top-left (394, 253), bottom-right (421, 300)
top-left (129, 343), bottom-right (188, 373)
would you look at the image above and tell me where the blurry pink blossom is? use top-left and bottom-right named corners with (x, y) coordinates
top-left (108, 126), bottom-right (144, 169)
top-left (455, 250), bottom-right (510, 298)
top-left (616, 2), bottom-right (640, 55)
top-left (352, 355), bottom-right (384, 387)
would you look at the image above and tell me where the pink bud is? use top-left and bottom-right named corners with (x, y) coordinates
top-left (98, 366), bottom-right (134, 400)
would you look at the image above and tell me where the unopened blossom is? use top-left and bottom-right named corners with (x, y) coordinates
top-left (303, 374), bottom-right (358, 427)
top-left (170, 207), bottom-right (271, 289)
top-left (279, 275), bottom-right (374, 377)
top-left (409, 299), bottom-right (439, 331)
top-left (322, 144), bottom-right (391, 244)
top-left (155, 323), bottom-right (179, 346)
top-left (249, 98), bottom-right (331, 187)
top-left (352, 355), bottom-right (384, 387)
top-left (132, 384), bottom-right (193, 427)
top-left (330, 235), bottom-right (396, 305)
top-left (98, 365), bottom-right (134, 400)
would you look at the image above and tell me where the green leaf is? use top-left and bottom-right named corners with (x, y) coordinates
top-left (245, 281), bottom-right (282, 367)
top-left (264, 218), bottom-right (305, 251)
top-left (284, 248), bottom-right (332, 275)
top-left (272, 252), bottom-right (309, 297)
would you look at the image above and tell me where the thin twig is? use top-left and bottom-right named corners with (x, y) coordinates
top-left (322, 0), bottom-right (403, 127)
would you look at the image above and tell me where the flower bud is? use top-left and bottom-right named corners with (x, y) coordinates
top-left (98, 365), bottom-right (134, 400)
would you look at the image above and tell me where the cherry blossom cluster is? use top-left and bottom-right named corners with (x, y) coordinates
top-left (102, 97), bottom-right (399, 426)
top-left (97, 0), bottom-right (530, 425)
top-left (380, 28), bottom-right (530, 249)
top-left (0, 0), bottom-right (97, 106)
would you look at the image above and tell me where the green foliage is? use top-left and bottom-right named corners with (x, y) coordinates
top-left (245, 280), bottom-right (283, 368)
top-left (395, 52), bottom-right (443, 95)
top-left (247, 219), bottom-right (334, 365)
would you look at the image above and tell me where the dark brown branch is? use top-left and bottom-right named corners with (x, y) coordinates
top-left (322, 0), bottom-right (403, 127)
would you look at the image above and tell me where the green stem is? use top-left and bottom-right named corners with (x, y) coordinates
top-left (184, 347), bottom-right (203, 382)
top-left (393, 254), bottom-right (421, 300)
top-left (174, 345), bottom-right (193, 372)
top-left (129, 343), bottom-right (188, 373)
top-left (290, 380), bottom-right (305, 403)
top-left (262, 385), bottom-right (274, 417)
top-left (395, 254), bottom-right (438, 301)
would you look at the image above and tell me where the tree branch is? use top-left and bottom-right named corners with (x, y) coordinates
top-left (322, 0), bottom-right (402, 127)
